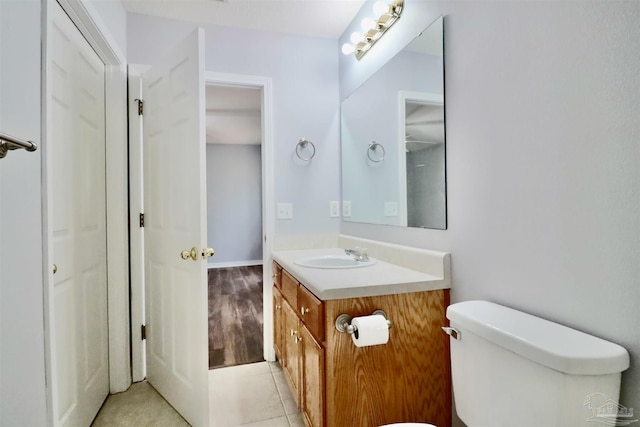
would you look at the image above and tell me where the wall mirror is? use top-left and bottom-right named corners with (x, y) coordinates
top-left (341, 16), bottom-right (446, 229)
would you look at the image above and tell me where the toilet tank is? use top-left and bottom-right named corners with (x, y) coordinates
top-left (446, 301), bottom-right (630, 427)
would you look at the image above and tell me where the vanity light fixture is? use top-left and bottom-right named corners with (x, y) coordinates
top-left (341, 0), bottom-right (404, 60)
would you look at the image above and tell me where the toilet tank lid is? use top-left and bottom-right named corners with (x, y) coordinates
top-left (446, 301), bottom-right (629, 375)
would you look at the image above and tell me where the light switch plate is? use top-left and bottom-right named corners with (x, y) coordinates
top-left (329, 201), bottom-right (340, 218)
top-left (342, 201), bottom-right (352, 218)
top-left (384, 201), bottom-right (398, 217)
top-left (277, 203), bottom-right (293, 219)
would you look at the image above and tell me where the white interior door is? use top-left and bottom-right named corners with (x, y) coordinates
top-left (142, 28), bottom-right (209, 427)
top-left (48, 2), bottom-right (109, 426)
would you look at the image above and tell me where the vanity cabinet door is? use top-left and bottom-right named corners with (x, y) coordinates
top-left (298, 284), bottom-right (325, 342)
top-left (301, 325), bottom-right (325, 427)
top-left (282, 300), bottom-right (301, 405)
top-left (273, 286), bottom-right (284, 362)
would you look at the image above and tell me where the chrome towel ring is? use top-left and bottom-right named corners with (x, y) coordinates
top-left (295, 138), bottom-right (316, 161)
top-left (367, 141), bottom-right (385, 163)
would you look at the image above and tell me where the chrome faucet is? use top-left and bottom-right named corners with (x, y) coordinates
top-left (345, 247), bottom-right (369, 262)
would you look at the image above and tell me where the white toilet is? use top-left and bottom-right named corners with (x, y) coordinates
top-left (383, 300), bottom-right (630, 427)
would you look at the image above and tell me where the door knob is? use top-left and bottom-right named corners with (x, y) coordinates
top-left (180, 247), bottom-right (199, 261)
top-left (53, 264), bottom-right (58, 274)
top-left (202, 247), bottom-right (215, 258)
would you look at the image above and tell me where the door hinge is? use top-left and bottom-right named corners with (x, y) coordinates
top-left (141, 324), bottom-right (146, 340)
top-left (134, 98), bottom-right (143, 116)
top-left (139, 213), bottom-right (145, 227)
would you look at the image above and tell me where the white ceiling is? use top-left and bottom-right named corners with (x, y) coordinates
top-left (121, 0), bottom-right (366, 39)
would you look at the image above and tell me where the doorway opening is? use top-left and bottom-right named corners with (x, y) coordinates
top-left (205, 83), bottom-right (264, 369)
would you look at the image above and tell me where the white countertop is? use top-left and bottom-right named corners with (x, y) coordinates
top-left (272, 248), bottom-right (450, 300)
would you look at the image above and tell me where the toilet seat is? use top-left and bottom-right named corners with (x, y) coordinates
top-left (380, 424), bottom-right (436, 427)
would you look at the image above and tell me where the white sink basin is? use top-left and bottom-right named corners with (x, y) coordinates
top-left (294, 254), bottom-right (376, 269)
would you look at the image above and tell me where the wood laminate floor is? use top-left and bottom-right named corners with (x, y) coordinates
top-left (208, 265), bottom-right (264, 369)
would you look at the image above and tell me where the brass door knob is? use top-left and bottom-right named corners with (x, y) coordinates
top-left (180, 247), bottom-right (199, 261)
top-left (202, 247), bottom-right (215, 258)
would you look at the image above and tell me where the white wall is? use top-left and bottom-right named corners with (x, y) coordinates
top-left (127, 13), bottom-right (341, 237)
top-left (340, 0), bottom-right (640, 420)
top-left (0, 1), bottom-right (47, 425)
top-left (206, 144), bottom-right (263, 265)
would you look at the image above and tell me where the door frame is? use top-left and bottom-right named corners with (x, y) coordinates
top-left (128, 70), bottom-right (275, 379)
top-left (205, 71), bottom-right (276, 363)
top-left (42, 2), bottom-right (130, 424)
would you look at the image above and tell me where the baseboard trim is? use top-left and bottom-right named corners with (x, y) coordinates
top-left (208, 260), bottom-right (264, 269)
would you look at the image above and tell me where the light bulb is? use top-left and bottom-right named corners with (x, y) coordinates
top-left (341, 43), bottom-right (355, 55)
top-left (361, 17), bottom-right (376, 32)
top-left (373, 1), bottom-right (389, 18)
top-left (350, 32), bottom-right (364, 44)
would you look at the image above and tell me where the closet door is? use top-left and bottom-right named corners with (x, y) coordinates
top-left (48, 3), bottom-right (108, 426)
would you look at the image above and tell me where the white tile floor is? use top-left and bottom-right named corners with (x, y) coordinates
top-left (93, 361), bottom-right (303, 426)
top-left (209, 362), bottom-right (304, 427)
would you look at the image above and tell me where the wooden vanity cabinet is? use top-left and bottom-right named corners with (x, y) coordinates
top-left (272, 262), bottom-right (451, 427)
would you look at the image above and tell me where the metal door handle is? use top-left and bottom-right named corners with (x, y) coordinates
top-left (202, 247), bottom-right (215, 258)
top-left (180, 247), bottom-right (199, 261)
top-left (53, 264), bottom-right (58, 274)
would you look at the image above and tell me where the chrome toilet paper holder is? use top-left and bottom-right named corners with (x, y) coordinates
top-left (335, 310), bottom-right (393, 336)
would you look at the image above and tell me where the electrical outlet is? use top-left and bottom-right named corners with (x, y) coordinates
top-left (329, 201), bottom-right (340, 218)
top-left (384, 201), bottom-right (398, 217)
top-left (276, 203), bottom-right (293, 219)
top-left (342, 201), bottom-right (352, 218)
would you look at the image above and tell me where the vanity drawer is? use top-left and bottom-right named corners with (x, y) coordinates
top-left (281, 269), bottom-right (298, 307)
top-left (272, 262), bottom-right (282, 289)
top-left (298, 285), bottom-right (324, 342)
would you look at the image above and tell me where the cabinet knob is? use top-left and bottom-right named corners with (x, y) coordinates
top-left (272, 273), bottom-right (280, 279)
top-left (301, 306), bottom-right (310, 316)
top-left (295, 336), bottom-right (302, 344)
top-left (290, 329), bottom-right (298, 337)
top-left (275, 304), bottom-right (281, 310)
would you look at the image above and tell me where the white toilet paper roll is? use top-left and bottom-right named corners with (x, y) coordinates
top-left (351, 314), bottom-right (389, 347)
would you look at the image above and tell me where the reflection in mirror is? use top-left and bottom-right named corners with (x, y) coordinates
top-left (341, 17), bottom-right (446, 229)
